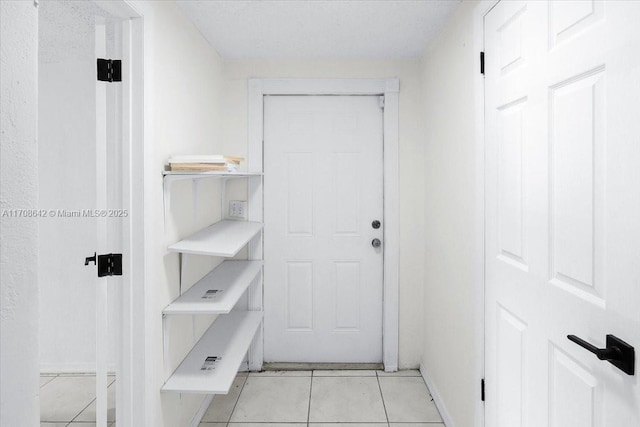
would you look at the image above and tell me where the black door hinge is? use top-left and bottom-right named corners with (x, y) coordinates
top-left (481, 378), bottom-right (485, 401)
top-left (480, 52), bottom-right (485, 75)
top-left (86, 252), bottom-right (123, 277)
top-left (97, 253), bottom-right (122, 277)
top-left (97, 58), bottom-right (122, 82)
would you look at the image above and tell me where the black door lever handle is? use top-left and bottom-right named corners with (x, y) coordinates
top-left (567, 334), bottom-right (635, 375)
top-left (567, 335), bottom-right (622, 361)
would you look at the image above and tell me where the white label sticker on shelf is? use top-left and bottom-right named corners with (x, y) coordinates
top-left (201, 356), bottom-right (222, 371)
top-left (202, 289), bottom-right (223, 300)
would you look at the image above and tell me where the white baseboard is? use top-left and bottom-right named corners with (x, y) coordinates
top-left (190, 395), bottom-right (214, 427)
top-left (420, 362), bottom-right (455, 427)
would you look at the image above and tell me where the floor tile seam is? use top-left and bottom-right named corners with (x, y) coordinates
top-left (306, 373), bottom-right (314, 424)
top-left (375, 374), bottom-right (390, 426)
top-left (66, 396), bottom-right (97, 424)
top-left (226, 374), bottom-right (250, 423)
top-left (312, 375), bottom-right (377, 377)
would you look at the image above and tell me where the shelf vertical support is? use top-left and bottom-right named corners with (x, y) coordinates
top-left (192, 179), bottom-right (200, 229)
top-left (246, 175), bottom-right (263, 370)
top-left (221, 178), bottom-right (228, 220)
top-left (162, 176), bottom-right (172, 232)
top-left (162, 314), bottom-right (171, 380)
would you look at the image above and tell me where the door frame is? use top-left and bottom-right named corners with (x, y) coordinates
top-left (473, 2), bottom-right (500, 427)
top-left (248, 78), bottom-right (400, 371)
top-left (103, 2), bottom-right (147, 425)
top-left (40, 1), bottom-right (147, 425)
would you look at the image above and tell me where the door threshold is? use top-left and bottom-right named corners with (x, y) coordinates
top-left (262, 362), bottom-right (384, 371)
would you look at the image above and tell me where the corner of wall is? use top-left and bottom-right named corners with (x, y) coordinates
top-left (420, 1), bottom-right (482, 426)
top-left (420, 362), bottom-right (455, 427)
top-left (136, 1), bottom-right (228, 425)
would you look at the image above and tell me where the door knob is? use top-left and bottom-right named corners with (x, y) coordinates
top-left (371, 238), bottom-right (382, 248)
top-left (567, 334), bottom-right (635, 375)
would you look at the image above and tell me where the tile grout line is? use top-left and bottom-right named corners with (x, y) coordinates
top-left (66, 397), bottom-right (97, 425)
top-left (375, 371), bottom-right (391, 427)
top-left (226, 374), bottom-right (250, 425)
top-left (306, 371), bottom-right (314, 427)
top-left (66, 376), bottom-right (116, 425)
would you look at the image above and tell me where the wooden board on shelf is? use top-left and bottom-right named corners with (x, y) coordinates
top-left (162, 170), bottom-right (262, 178)
top-left (161, 311), bottom-right (262, 394)
top-left (169, 163), bottom-right (228, 172)
top-left (163, 261), bottom-right (262, 315)
top-left (168, 220), bottom-right (263, 257)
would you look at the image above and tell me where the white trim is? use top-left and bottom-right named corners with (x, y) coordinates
top-left (472, 2), bottom-right (500, 427)
top-left (125, 9), bottom-right (147, 427)
top-left (420, 362), bottom-right (455, 427)
top-left (248, 78), bottom-right (400, 371)
top-left (94, 1), bottom-right (146, 426)
top-left (247, 79), bottom-right (265, 371)
top-left (382, 84), bottom-right (400, 372)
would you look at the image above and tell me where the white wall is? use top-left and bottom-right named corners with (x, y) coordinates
top-left (420, 1), bottom-right (481, 426)
top-left (221, 59), bottom-right (425, 369)
top-left (129, 1), bottom-right (229, 425)
top-left (0, 1), bottom-right (40, 425)
top-left (134, 32), bottom-right (427, 424)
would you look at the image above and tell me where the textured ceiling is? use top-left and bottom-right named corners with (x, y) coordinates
top-left (175, 0), bottom-right (461, 59)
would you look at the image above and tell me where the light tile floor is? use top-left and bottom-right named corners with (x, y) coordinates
top-left (40, 374), bottom-right (116, 427)
top-left (40, 370), bottom-right (443, 427)
top-left (200, 370), bottom-right (444, 427)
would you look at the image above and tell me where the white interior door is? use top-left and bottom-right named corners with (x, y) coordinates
top-left (263, 95), bottom-right (384, 363)
top-left (95, 19), bottom-right (121, 427)
top-left (484, 1), bottom-right (640, 426)
top-left (38, 2), bottom-right (128, 425)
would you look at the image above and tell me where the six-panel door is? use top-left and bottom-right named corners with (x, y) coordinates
top-left (485, 1), bottom-right (640, 426)
top-left (263, 95), bottom-right (384, 363)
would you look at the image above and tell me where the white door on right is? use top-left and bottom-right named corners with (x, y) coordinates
top-left (485, 1), bottom-right (640, 426)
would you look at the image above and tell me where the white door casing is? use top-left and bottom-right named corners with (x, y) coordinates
top-left (263, 95), bottom-right (384, 363)
top-left (484, 1), bottom-right (640, 426)
top-left (248, 78), bottom-right (399, 371)
top-left (96, 16), bottom-right (128, 427)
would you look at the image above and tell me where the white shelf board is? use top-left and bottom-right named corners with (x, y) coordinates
top-left (161, 311), bottom-right (262, 394)
top-left (168, 220), bottom-right (263, 257)
top-left (163, 261), bottom-right (262, 315)
top-left (163, 170), bottom-right (263, 179)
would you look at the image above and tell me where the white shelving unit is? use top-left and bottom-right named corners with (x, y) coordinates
top-left (162, 171), bottom-right (263, 226)
top-left (161, 311), bottom-right (263, 394)
top-left (162, 171), bottom-right (263, 395)
top-left (163, 260), bottom-right (262, 315)
top-left (168, 220), bottom-right (263, 257)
